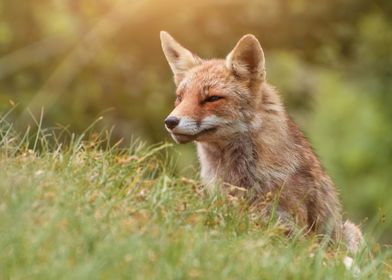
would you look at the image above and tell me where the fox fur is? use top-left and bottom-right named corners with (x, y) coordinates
top-left (160, 31), bottom-right (363, 253)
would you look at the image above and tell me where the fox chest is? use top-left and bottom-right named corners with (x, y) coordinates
top-left (196, 142), bottom-right (261, 191)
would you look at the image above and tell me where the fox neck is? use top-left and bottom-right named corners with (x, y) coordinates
top-left (196, 84), bottom-right (299, 194)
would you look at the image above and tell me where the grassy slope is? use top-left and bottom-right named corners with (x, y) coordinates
top-left (0, 124), bottom-right (391, 280)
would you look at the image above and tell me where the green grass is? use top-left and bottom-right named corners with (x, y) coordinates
top-left (0, 120), bottom-right (391, 280)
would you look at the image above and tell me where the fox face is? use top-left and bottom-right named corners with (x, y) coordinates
top-left (161, 31), bottom-right (266, 144)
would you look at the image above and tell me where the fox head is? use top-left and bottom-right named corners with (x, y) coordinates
top-left (161, 31), bottom-right (267, 144)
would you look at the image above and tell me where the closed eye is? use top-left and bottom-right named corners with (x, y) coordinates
top-left (204, 95), bottom-right (223, 103)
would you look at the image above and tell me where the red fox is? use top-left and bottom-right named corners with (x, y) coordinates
top-left (160, 31), bottom-right (363, 253)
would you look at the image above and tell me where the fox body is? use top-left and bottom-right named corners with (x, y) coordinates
top-left (160, 31), bottom-right (362, 252)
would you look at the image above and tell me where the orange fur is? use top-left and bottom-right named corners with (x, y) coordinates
top-left (160, 31), bottom-right (363, 253)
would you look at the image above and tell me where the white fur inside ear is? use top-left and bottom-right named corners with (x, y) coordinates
top-left (226, 34), bottom-right (266, 80)
top-left (160, 31), bottom-right (201, 84)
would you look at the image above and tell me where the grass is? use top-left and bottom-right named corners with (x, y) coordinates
top-left (0, 118), bottom-right (391, 280)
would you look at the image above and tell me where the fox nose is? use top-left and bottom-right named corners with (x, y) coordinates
top-left (165, 116), bottom-right (180, 130)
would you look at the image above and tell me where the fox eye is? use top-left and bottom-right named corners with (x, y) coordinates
top-left (176, 95), bottom-right (182, 102)
top-left (205, 95), bottom-right (223, 103)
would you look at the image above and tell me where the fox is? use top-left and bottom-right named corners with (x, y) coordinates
top-left (160, 31), bottom-right (363, 253)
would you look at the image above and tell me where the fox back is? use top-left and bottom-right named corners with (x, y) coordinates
top-left (160, 31), bottom-right (362, 252)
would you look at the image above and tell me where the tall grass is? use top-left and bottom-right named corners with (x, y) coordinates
top-left (0, 115), bottom-right (391, 279)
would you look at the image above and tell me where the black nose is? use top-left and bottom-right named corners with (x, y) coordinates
top-left (165, 116), bottom-right (180, 130)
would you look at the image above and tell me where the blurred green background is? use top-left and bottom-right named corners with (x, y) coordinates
top-left (0, 0), bottom-right (391, 242)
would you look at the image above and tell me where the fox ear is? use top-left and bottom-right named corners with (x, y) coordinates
top-left (226, 34), bottom-right (266, 81)
top-left (160, 31), bottom-right (201, 85)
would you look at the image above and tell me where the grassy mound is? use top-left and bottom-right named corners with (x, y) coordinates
top-left (0, 120), bottom-right (390, 279)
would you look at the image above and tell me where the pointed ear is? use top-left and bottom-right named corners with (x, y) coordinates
top-left (226, 34), bottom-right (266, 81)
top-left (160, 31), bottom-right (201, 85)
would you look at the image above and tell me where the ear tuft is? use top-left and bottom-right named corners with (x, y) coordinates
top-left (160, 31), bottom-right (201, 85)
top-left (226, 34), bottom-right (266, 81)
